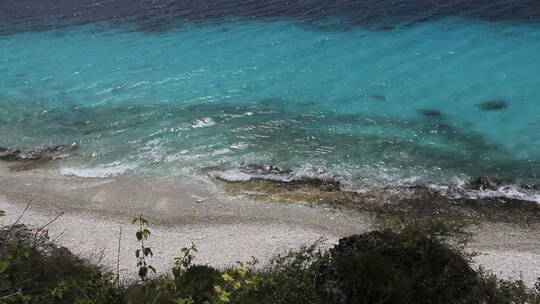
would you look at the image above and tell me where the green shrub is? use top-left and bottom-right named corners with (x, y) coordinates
top-left (478, 269), bottom-right (540, 304)
top-left (2, 212), bottom-right (539, 304)
top-left (175, 265), bottom-right (224, 303)
top-left (0, 241), bottom-right (122, 304)
top-left (327, 228), bottom-right (483, 304)
top-left (253, 242), bottom-right (334, 304)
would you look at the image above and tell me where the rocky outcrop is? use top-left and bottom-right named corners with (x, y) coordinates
top-left (0, 145), bottom-right (78, 171)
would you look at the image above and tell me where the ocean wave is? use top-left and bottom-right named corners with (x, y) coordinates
top-left (60, 161), bottom-right (138, 178)
top-left (210, 163), bottom-right (540, 204)
top-left (426, 178), bottom-right (540, 204)
top-left (211, 163), bottom-right (337, 183)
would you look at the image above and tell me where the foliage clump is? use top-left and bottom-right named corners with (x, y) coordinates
top-left (1, 210), bottom-right (539, 304)
top-left (326, 230), bottom-right (481, 304)
top-left (0, 224), bottom-right (122, 304)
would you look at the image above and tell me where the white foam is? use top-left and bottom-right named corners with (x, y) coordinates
top-left (191, 118), bottom-right (216, 128)
top-left (426, 177), bottom-right (540, 204)
top-left (465, 185), bottom-right (540, 204)
top-left (213, 169), bottom-right (291, 182)
top-left (215, 165), bottom-right (540, 204)
top-left (212, 164), bottom-right (337, 184)
top-left (61, 162), bottom-right (137, 178)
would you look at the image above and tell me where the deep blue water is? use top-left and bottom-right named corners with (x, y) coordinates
top-left (1, 0), bottom-right (540, 201)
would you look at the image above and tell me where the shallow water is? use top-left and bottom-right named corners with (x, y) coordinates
top-left (1, 1), bottom-right (540, 202)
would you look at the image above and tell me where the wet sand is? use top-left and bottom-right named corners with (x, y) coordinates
top-left (0, 169), bottom-right (539, 285)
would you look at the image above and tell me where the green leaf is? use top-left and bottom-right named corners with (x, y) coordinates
top-left (136, 231), bottom-right (143, 241)
top-left (148, 265), bottom-right (156, 273)
top-left (0, 261), bottom-right (10, 273)
top-left (0, 210), bottom-right (6, 217)
top-left (142, 229), bottom-right (151, 239)
top-left (139, 267), bottom-right (148, 279)
top-left (218, 291), bottom-right (230, 302)
top-left (135, 249), bottom-right (140, 258)
top-left (144, 247), bottom-right (153, 257)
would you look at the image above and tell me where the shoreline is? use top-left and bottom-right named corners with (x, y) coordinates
top-left (0, 171), bottom-right (539, 286)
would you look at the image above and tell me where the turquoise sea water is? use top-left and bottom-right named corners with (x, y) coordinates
top-left (1, 12), bottom-right (540, 200)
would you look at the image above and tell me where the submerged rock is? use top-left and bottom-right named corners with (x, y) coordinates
top-left (0, 145), bottom-right (78, 171)
top-left (369, 94), bottom-right (387, 101)
top-left (242, 163), bottom-right (289, 175)
top-left (218, 163), bottom-right (342, 192)
top-left (469, 177), bottom-right (505, 191)
top-left (287, 177), bottom-right (341, 192)
top-left (299, 101), bottom-right (318, 107)
top-left (240, 163), bottom-right (341, 191)
top-left (0, 145), bottom-right (77, 162)
top-left (417, 109), bottom-right (444, 118)
top-left (476, 100), bottom-right (507, 111)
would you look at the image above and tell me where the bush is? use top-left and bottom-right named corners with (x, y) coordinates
top-left (2, 212), bottom-right (539, 304)
top-left (175, 265), bottom-right (224, 303)
top-left (0, 236), bottom-right (123, 304)
top-left (247, 243), bottom-right (334, 304)
top-left (326, 229), bottom-right (483, 304)
top-left (478, 269), bottom-right (540, 304)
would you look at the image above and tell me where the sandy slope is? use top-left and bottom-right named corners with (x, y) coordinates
top-left (0, 172), bottom-right (369, 282)
top-left (0, 171), bottom-right (538, 286)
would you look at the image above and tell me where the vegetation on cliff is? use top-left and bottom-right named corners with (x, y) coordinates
top-left (0, 210), bottom-right (539, 304)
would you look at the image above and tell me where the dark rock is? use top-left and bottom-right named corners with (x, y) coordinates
top-left (397, 184), bottom-right (540, 223)
top-left (0, 145), bottom-right (78, 171)
top-left (417, 109), bottom-right (444, 118)
top-left (469, 177), bottom-right (504, 191)
top-left (476, 100), bottom-right (507, 111)
top-left (289, 178), bottom-right (342, 192)
top-left (9, 158), bottom-right (54, 172)
top-left (238, 163), bottom-right (341, 192)
top-left (369, 94), bottom-right (387, 101)
top-left (242, 163), bottom-right (288, 175)
top-left (0, 149), bottom-right (24, 162)
top-left (0, 145), bottom-right (77, 162)
top-left (299, 101), bottom-right (317, 106)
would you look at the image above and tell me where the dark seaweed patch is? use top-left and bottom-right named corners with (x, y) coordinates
top-left (417, 109), bottom-right (444, 118)
top-left (369, 94), bottom-right (387, 101)
top-left (476, 100), bottom-right (508, 111)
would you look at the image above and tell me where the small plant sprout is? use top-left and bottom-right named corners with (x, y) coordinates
top-left (173, 242), bottom-right (198, 279)
top-left (133, 214), bottom-right (156, 302)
